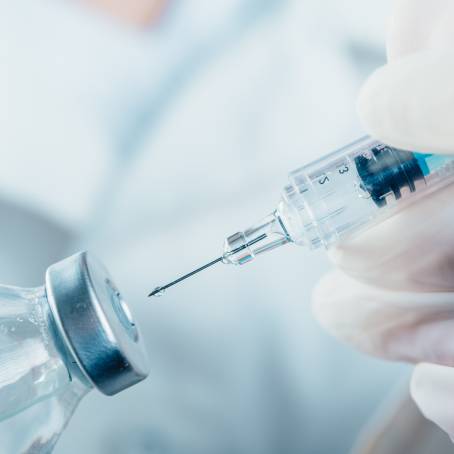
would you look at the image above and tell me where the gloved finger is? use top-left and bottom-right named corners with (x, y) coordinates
top-left (357, 51), bottom-right (454, 154)
top-left (327, 181), bottom-right (454, 292)
top-left (411, 363), bottom-right (454, 440)
top-left (313, 270), bottom-right (454, 366)
top-left (387, 0), bottom-right (454, 61)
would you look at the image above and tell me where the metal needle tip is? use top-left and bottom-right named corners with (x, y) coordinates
top-left (148, 287), bottom-right (164, 297)
top-left (148, 256), bottom-right (224, 297)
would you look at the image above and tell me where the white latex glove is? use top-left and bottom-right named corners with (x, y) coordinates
top-left (313, 0), bottom-right (454, 440)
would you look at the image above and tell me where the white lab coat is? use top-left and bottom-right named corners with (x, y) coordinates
top-left (3, 1), bottom-right (448, 453)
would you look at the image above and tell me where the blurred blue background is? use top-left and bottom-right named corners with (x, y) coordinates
top-left (2, 0), bottom-right (421, 452)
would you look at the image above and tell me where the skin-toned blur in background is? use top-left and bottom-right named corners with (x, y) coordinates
top-left (79, 0), bottom-right (168, 26)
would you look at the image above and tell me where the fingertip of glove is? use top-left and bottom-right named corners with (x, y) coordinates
top-left (311, 272), bottom-right (340, 327)
top-left (357, 53), bottom-right (454, 153)
top-left (411, 363), bottom-right (454, 437)
top-left (411, 363), bottom-right (436, 400)
top-left (411, 363), bottom-right (454, 400)
top-left (357, 65), bottom-right (403, 148)
top-left (311, 271), bottom-right (362, 341)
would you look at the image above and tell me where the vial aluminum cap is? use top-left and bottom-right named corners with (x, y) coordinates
top-left (45, 251), bottom-right (150, 396)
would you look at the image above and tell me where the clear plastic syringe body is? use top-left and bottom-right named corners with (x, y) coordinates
top-left (223, 136), bottom-right (454, 265)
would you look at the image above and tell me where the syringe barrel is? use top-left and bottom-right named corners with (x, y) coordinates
top-left (280, 136), bottom-right (454, 249)
top-left (224, 136), bottom-right (454, 265)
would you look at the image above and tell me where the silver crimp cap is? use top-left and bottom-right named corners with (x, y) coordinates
top-left (45, 252), bottom-right (150, 396)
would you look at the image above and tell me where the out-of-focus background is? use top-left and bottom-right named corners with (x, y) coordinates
top-left (1, 0), bottom-right (426, 452)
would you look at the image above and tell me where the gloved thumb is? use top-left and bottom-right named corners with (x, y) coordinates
top-left (411, 363), bottom-right (454, 441)
top-left (357, 51), bottom-right (454, 154)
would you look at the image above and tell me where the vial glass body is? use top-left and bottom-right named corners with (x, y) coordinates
top-left (0, 285), bottom-right (91, 453)
top-left (0, 285), bottom-right (73, 422)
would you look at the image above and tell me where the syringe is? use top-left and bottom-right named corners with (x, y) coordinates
top-left (149, 136), bottom-right (454, 297)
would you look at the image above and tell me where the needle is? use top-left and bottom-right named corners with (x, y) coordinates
top-left (148, 233), bottom-right (268, 297)
top-left (148, 256), bottom-right (224, 297)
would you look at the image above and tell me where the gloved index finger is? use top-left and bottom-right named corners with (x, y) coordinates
top-left (387, 0), bottom-right (454, 61)
top-left (357, 51), bottom-right (454, 155)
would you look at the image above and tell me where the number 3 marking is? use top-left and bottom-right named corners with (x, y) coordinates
top-left (338, 165), bottom-right (349, 174)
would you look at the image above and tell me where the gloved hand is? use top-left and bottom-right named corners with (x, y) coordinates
top-left (312, 0), bottom-right (454, 440)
